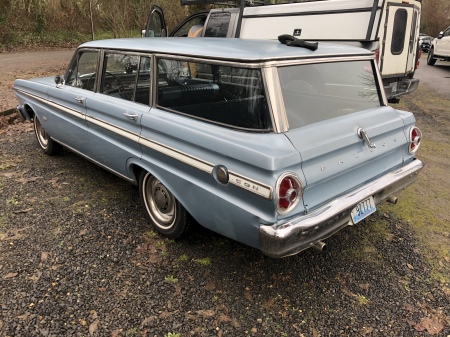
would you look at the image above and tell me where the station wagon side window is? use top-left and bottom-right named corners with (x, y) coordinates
top-left (66, 50), bottom-right (99, 91)
top-left (156, 58), bottom-right (271, 131)
top-left (135, 56), bottom-right (151, 105)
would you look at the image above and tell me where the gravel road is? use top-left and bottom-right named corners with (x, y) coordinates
top-left (0, 51), bottom-right (449, 337)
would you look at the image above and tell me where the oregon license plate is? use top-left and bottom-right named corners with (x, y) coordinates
top-left (351, 196), bottom-right (376, 224)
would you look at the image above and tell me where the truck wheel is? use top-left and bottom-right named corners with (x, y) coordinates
top-left (139, 171), bottom-right (190, 239)
top-left (427, 48), bottom-right (436, 65)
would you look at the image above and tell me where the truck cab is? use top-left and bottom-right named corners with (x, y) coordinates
top-left (144, 0), bottom-right (422, 103)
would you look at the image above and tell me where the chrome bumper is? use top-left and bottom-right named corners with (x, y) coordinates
top-left (259, 159), bottom-right (424, 258)
top-left (384, 78), bottom-right (420, 99)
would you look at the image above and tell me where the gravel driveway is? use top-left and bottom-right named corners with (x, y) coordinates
top-left (0, 52), bottom-right (449, 337)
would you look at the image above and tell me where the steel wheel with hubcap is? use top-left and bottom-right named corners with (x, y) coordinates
top-left (33, 116), bottom-right (62, 155)
top-left (139, 171), bottom-right (189, 239)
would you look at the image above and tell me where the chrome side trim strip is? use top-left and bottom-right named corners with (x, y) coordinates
top-left (18, 89), bottom-right (273, 200)
top-left (15, 89), bottom-right (84, 119)
top-left (85, 115), bottom-right (140, 143)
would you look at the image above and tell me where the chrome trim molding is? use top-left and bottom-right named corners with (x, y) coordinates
top-left (17, 84), bottom-right (274, 200)
top-left (260, 159), bottom-right (424, 258)
top-left (262, 67), bottom-right (289, 133)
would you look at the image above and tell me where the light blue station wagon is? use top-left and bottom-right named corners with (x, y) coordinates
top-left (15, 37), bottom-right (423, 258)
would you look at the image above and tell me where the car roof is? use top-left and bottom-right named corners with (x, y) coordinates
top-left (79, 37), bottom-right (373, 62)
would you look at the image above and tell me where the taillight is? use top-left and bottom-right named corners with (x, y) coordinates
top-left (416, 49), bottom-right (421, 69)
top-left (409, 126), bottom-right (422, 154)
top-left (374, 49), bottom-right (380, 64)
top-left (275, 173), bottom-right (302, 214)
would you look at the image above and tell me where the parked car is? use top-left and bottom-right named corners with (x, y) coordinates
top-left (419, 33), bottom-right (432, 52)
top-left (14, 37), bottom-right (424, 258)
top-left (427, 26), bottom-right (450, 65)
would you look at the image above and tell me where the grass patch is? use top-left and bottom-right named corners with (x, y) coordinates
top-left (387, 85), bottom-right (450, 283)
top-left (193, 257), bottom-right (211, 266)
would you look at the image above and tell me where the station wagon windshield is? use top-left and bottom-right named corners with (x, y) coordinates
top-left (278, 60), bottom-right (381, 129)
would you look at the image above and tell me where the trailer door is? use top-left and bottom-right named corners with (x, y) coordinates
top-left (380, 2), bottom-right (417, 76)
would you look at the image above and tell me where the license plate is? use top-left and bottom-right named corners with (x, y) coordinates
top-left (351, 196), bottom-right (376, 224)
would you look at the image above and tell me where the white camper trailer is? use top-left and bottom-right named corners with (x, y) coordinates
top-left (144, 0), bottom-right (422, 102)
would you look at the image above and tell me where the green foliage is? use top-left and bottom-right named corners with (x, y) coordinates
top-left (193, 257), bottom-right (211, 266)
top-left (166, 333), bottom-right (180, 337)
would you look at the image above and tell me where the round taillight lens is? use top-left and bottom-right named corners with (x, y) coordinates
top-left (409, 126), bottom-right (422, 154)
top-left (276, 173), bottom-right (302, 214)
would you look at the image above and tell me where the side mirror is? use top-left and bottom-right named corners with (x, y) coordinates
top-left (54, 75), bottom-right (65, 87)
top-left (438, 31), bottom-right (444, 39)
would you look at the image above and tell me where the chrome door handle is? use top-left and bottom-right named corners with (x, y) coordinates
top-left (74, 96), bottom-right (86, 104)
top-left (357, 128), bottom-right (376, 149)
top-left (123, 112), bottom-right (138, 121)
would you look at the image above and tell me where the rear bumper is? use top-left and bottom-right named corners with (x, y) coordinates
top-left (259, 159), bottom-right (424, 258)
top-left (384, 78), bottom-right (419, 99)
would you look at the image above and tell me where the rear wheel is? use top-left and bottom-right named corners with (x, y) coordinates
top-left (139, 171), bottom-right (189, 239)
top-left (33, 116), bottom-right (62, 155)
top-left (427, 48), bottom-right (437, 65)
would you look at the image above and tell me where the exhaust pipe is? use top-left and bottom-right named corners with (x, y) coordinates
top-left (387, 195), bottom-right (398, 205)
top-left (312, 241), bottom-right (327, 252)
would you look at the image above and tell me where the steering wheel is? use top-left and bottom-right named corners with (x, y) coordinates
top-left (103, 71), bottom-right (125, 94)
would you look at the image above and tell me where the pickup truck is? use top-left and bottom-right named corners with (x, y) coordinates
top-left (427, 26), bottom-right (450, 65)
top-left (144, 0), bottom-right (422, 103)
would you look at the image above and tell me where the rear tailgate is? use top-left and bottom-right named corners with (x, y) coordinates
top-left (284, 106), bottom-right (408, 211)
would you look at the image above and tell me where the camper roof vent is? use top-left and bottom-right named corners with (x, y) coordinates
top-left (278, 35), bottom-right (318, 51)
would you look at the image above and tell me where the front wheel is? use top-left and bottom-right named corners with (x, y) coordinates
top-left (33, 116), bottom-right (62, 155)
top-left (139, 171), bottom-right (189, 239)
top-left (427, 48), bottom-right (437, 65)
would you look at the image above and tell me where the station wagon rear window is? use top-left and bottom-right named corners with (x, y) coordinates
top-left (278, 60), bottom-right (381, 129)
top-left (157, 58), bottom-right (271, 131)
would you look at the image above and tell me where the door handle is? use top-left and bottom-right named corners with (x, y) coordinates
top-left (74, 96), bottom-right (86, 104)
top-left (123, 112), bottom-right (138, 121)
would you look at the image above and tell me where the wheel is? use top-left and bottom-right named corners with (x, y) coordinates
top-left (33, 116), bottom-right (62, 155)
top-left (139, 171), bottom-right (189, 239)
top-left (427, 48), bottom-right (436, 65)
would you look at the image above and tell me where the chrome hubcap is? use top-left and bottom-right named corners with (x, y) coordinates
top-left (145, 176), bottom-right (175, 227)
top-left (34, 117), bottom-right (48, 148)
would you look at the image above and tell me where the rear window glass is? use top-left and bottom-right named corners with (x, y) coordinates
top-left (204, 12), bottom-right (231, 38)
top-left (391, 9), bottom-right (408, 55)
top-left (157, 58), bottom-right (271, 131)
top-left (278, 61), bottom-right (381, 129)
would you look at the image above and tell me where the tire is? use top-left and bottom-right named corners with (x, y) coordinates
top-left (33, 116), bottom-right (62, 155)
top-left (139, 171), bottom-right (189, 239)
top-left (427, 48), bottom-right (437, 65)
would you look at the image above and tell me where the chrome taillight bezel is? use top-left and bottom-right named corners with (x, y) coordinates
top-left (275, 172), bottom-right (303, 214)
top-left (409, 126), bottom-right (422, 154)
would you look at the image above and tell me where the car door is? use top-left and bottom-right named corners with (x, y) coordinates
top-left (46, 49), bottom-right (98, 152)
top-left (380, 2), bottom-right (416, 76)
top-left (85, 52), bottom-right (150, 179)
top-left (144, 5), bottom-right (167, 37)
top-left (439, 27), bottom-right (450, 55)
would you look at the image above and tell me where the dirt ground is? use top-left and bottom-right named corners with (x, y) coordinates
top-left (0, 52), bottom-right (449, 336)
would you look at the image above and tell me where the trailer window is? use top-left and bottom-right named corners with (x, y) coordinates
top-left (391, 9), bottom-right (408, 55)
top-left (278, 61), bottom-right (381, 129)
